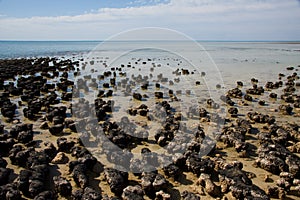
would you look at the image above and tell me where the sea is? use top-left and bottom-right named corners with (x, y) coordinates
top-left (1, 40), bottom-right (300, 87)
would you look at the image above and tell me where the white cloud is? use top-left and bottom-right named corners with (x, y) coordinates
top-left (0, 0), bottom-right (299, 40)
top-left (128, 0), bottom-right (170, 6)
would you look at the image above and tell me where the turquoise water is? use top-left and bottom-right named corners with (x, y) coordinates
top-left (0, 41), bottom-right (99, 58)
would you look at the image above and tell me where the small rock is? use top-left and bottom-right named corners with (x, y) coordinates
top-left (51, 152), bottom-right (69, 164)
top-left (33, 191), bottom-right (55, 200)
top-left (258, 100), bottom-right (265, 106)
top-left (0, 167), bottom-right (11, 185)
top-left (40, 122), bottom-right (49, 130)
top-left (49, 124), bottom-right (64, 135)
top-left (155, 190), bottom-right (171, 200)
top-left (82, 187), bottom-right (102, 200)
top-left (181, 190), bottom-right (200, 200)
top-left (197, 173), bottom-right (221, 197)
top-left (133, 93), bottom-right (142, 101)
top-left (53, 176), bottom-right (72, 197)
top-left (264, 174), bottom-right (273, 182)
top-left (122, 185), bottom-right (144, 200)
top-left (154, 92), bottom-right (163, 99)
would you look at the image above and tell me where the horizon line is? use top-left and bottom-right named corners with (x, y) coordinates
top-left (1, 39), bottom-right (300, 43)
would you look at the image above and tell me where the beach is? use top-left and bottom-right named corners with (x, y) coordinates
top-left (0, 41), bottom-right (300, 199)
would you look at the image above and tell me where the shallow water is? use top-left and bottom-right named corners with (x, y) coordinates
top-left (1, 40), bottom-right (300, 89)
top-left (1, 41), bottom-right (300, 199)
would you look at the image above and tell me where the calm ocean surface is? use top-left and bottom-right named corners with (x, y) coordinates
top-left (0, 41), bottom-right (98, 59)
top-left (1, 41), bottom-right (300, 60)
top-left (1, 41), bottom-right (300, 83)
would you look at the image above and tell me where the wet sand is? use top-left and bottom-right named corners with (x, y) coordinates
top-left (0, 55), bottom-right (299, 199)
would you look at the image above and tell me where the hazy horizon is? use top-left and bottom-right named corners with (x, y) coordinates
top-left (1, 40), bottom-right (300, 42)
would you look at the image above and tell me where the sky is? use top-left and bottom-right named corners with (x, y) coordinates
top-left (0, 0), bottom-right (300, 41)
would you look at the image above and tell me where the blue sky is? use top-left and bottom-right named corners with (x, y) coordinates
top-left (0, 0), bottom-right (300, 41)
top-left (0, 0), bottom-right (168, 17)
